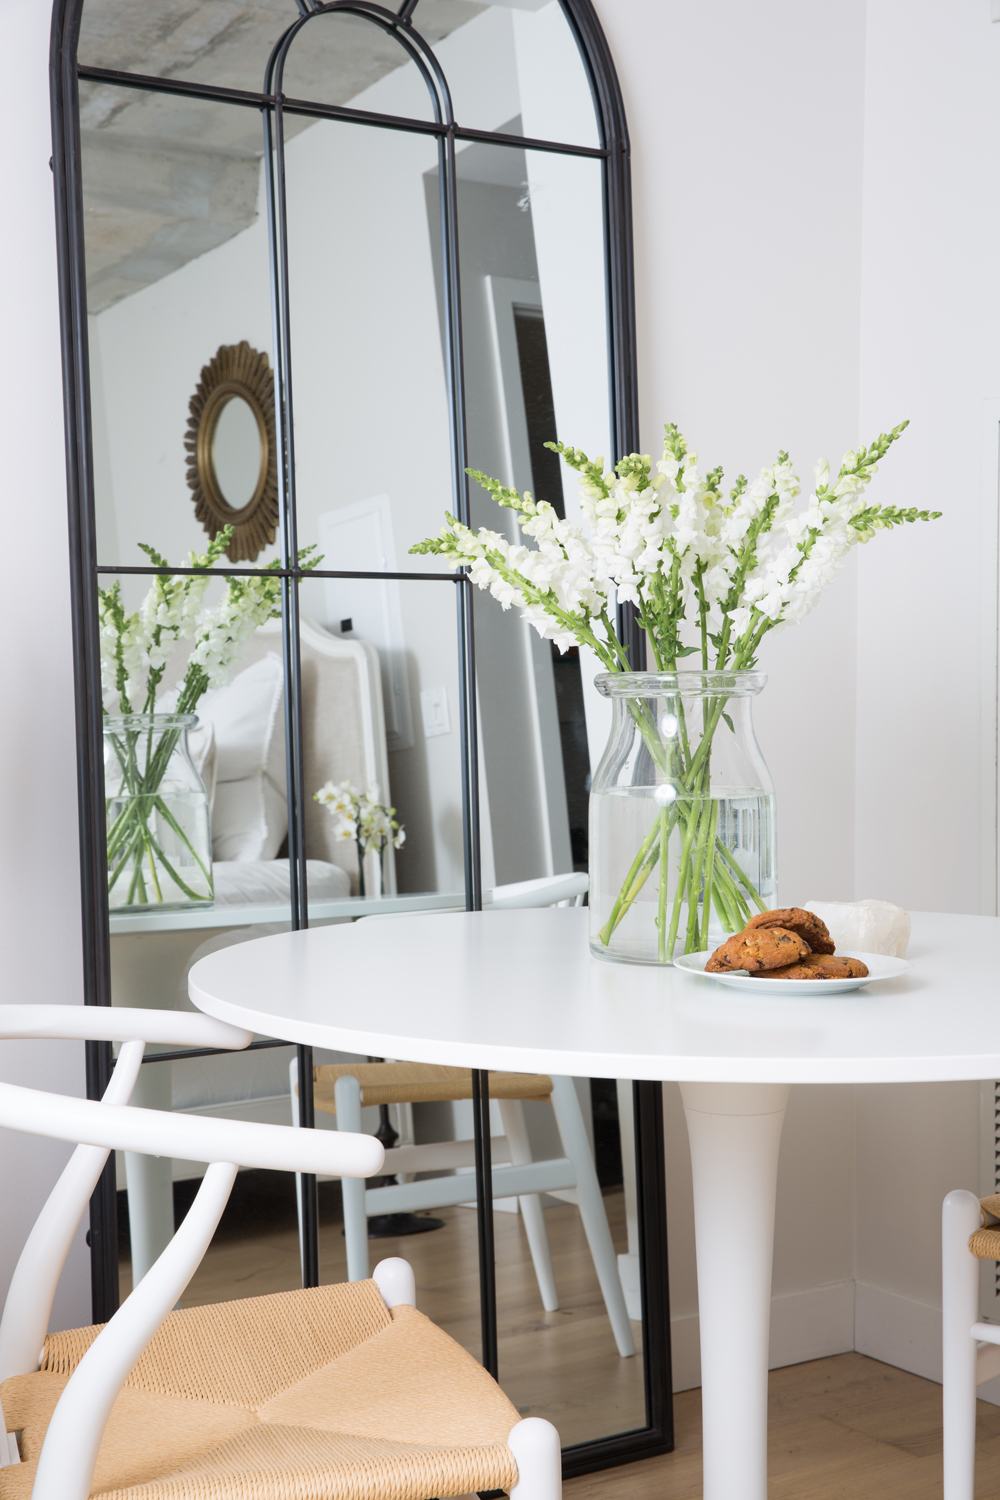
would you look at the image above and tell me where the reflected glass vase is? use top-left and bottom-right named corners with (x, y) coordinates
top-left (589, 671), bottom-right (776, 966)
top-left (104, 713), bottom-right (213, 910)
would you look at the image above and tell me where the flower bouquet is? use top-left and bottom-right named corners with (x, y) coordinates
top-left (413, 420), bottom-right (940, 962)
top-left (99, 526), bottom-right (318, 909)
top-left (315, 780), bottom-right (405, 897)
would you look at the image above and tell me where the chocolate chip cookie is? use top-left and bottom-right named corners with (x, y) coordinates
top-left (705, 927), bottom-right (811, 973)
top-left (744, 906), bottom-right (836, 955)
top-left (748, 953), bottom-right (869, 980)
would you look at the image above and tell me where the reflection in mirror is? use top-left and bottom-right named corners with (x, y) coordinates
top-left (434, 141), bottom-right (608, 879)
top-left (81, 85), bottom-right (276, 565)
top-left (210, 396), bottom-right (261, 508)
top-left (445, 2), bottom-right (600, 147)
top-left (75, 0), bottom-right (654, 1460)
top-left (78, 0), bottom-right (486, 105)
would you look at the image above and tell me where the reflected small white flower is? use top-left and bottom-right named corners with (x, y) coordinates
top-left (654, 783), bottom-right (678, 805)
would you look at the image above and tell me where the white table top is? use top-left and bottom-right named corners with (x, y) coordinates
top-left (188, 907), bottom-right (1000, 1085)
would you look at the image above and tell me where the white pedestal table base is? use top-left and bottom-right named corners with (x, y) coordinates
top-left (680, 1081), bottom-right (790, 1500)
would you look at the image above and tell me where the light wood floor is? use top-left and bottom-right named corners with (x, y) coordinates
top-left (565, 1353), bottom-right (1000, 1500)
top-left (120, 1177), bottom-right (1000, 1495)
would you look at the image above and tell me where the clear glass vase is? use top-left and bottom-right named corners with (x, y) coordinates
top-left (589, 671), bottom-right (776, 966)
top-left (104, 713), bottom-right (213, 910)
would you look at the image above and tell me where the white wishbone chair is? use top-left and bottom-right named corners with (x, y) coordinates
top-left (941, 1188), bottom-right (1000, 1497)
top-left (0, 1005), bottom-right (560, 1500)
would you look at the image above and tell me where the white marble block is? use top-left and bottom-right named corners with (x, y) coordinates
top-left (803, 899), bottom-right (911, 958)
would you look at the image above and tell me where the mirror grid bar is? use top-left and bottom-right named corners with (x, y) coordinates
top-left (75, 63), bottom-right (610, 160)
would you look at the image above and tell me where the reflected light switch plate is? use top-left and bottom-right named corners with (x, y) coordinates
top-left (420, 686), bottom-right (451, 738)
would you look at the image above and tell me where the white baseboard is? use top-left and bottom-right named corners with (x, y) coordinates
top-left (670, 1280), bottom-right (856, 1392)
top-left (854, 1279), bottom-right (1000, 1406)
top-left (854, 1281), bottom-right (941, 1382)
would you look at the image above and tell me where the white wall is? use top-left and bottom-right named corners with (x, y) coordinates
top-left (0, 0), bottom-right (91, 1335)
top-left (856, 0), bottom-right (1000, 917)
top-left (851, 0), bottom-right (1000, 1395)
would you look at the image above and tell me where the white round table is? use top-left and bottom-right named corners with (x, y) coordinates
top-left (188, 906), bottom-right (1000, 1500)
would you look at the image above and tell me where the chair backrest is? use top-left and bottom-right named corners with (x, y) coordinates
top-left (0, 1005), bottom-right (383, 1496)
top-left (159, 617), bottom-right (394, 893)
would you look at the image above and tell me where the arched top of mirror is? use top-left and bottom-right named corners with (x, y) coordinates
top-left (76, 1), bottom-right (605, 313)
top-left (76, 2), bottom-right (602, 161)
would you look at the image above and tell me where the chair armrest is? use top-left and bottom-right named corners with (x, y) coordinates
top-left (0, 1005), bottom-right (252, 1052)
top-left (0, 1084), bottom-right (384, 1178)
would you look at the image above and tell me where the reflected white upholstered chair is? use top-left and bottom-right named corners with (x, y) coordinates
top-left (0, 1005), bottom-right (560, 1500)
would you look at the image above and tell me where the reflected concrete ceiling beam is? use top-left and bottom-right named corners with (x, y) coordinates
top-left (78, 0), bottom-right (486, 310)
top-left (82, 132), bottom-right (261, 311)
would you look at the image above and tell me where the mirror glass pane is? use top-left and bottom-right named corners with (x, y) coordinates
top-left (444, 142), bottom-right (607, 880)
top-left (211, 396), bottom-right (261, 508)
top-left (81, 82), bottom-right (276, 565)
top-left (444, 1), bottom-right (600, 148)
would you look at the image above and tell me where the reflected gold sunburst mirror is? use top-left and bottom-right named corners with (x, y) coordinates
top-left (185, 341), bottom-right (279, 562)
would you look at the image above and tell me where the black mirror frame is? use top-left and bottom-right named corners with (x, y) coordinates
top-left (48, 0), bottom-right (672, 1476)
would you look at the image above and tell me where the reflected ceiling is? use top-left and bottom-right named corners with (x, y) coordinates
top-left (79, 0), bottom-right (486, 310)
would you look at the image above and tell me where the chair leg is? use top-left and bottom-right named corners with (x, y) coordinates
top-left (498, 1100), bottom-right (559, 1312)
top-left (335, 1074), bottom-right (370, 1281)
top-left (289, 1058), bottom-right (306, 1286)
top-left (507, 1417), bottom-right (562, 1500)
top-left (549, 1076), bottom-right (636, 1357)
top-left (943, 1189), bottom-right (982, 1500)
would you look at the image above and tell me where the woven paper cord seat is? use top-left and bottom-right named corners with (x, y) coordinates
top-left (968, 1193), bottom-right (1000, 1259)
top-left (312, 1064), bottom-right (553, 1115)
top-left (0, 1280), bottom-right (520, 1500)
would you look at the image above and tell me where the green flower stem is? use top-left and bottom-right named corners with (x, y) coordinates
top-left (105, 723), bottom-right (212, 906)
top-left (665, 800), bottom-right (701, 959)
top-left (598, 823), bottom-right (665, 943)
top-left (712, 838), bottom-right (768, 913)
top-left (656, 807), bottom-right (669, 963)
top-left (685, 798), bottom-right (713, 953)
top-left (700, 801), bottom-right (720, 948)
top-left (145, 839), bottom-right (164, 903)
top-left (152, 795), bottom-right (214, 890)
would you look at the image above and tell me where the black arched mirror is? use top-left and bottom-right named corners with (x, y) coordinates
top-left (51, 0), bottom-right (670, 1474)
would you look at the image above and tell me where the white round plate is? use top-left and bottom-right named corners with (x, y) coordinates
top-left (673, 949), bottom-right (911, 995)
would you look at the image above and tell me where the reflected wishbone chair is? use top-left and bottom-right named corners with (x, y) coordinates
top-left (0, 1005), bottom-right (561, 1500)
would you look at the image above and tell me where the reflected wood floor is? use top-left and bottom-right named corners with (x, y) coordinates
top-left (121, 1178), bottom-right (1000, 1493)
top-left (120, 1175), bottom-right (646, 1447)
